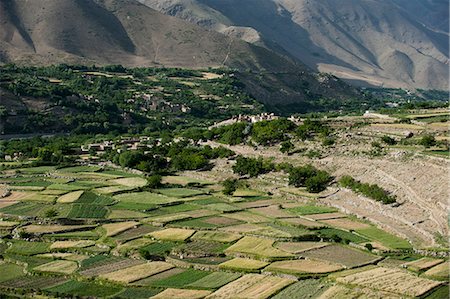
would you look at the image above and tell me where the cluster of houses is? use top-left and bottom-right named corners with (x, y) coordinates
top-left (80, 136), bottom-right (155, 154)
top-left (128, 93), bottom-right (191, 114)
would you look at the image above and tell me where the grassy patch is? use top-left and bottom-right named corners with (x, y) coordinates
top-left (272, 279), bottom-right (330, 299)
top-left (33, 260), bottom-right (78, 274)
top-left (0, 263), bottom-right (25, 283)
top-left (7, 241), bottom-right (51, 256)
top-left (317, 228), bottom-right (369, 244)
top-left (45, 280), bottom-right (123, 297)
top-left (66, 204), bottom-right (109, 219)
top-left (157, 188), bottom-right (206, 198)
top-left (148, 228), bottom-right (196, 242)
top-left (355, 227), bottom-right (411, 249)
top-left (287, 205), bottom-right (337, 216)
top-left (187, 272), bottom-right (241, 289)
top-left (149, 269), bottom-right (210, 288)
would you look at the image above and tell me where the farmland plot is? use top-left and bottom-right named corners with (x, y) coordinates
top-left (0, 276), bottom-right (68, 290)
top-left (45, 280), bottom-right (123, 297)
top-left (153, 288), bottom-right (212, 299)
top-left (21, 224), bottom-right (94, 234)
top-left (319, 218), bottom-right (371, 230)
top-left (57, 190), bottom-right (84, 203)
top-left (114, 192), bottom-right (181, 205)
top-left (222, 211), bottom-right (272, 223)
top-left (187, 272), bottom-right (241, 289)
top-left (300, 244), bottom-right (382, 268)
top-left (157, 188), bottom-right (206, 198)
top-left (219, 258), bottom-right (269, 272)
top-left (80, 258), bottom-right (145, 277)
top-left (148, 228), bottom-right (196, 241)
top-left (423, 262), bottom-right (449, 280)
top-left (99, 261), bottom-right (174, 283)
top-left (225, 236), bottom-right (293, 260)
top-left (250, 205), bottom-right (293, 218)
top-left (102, 221), bottom-right (139, 237)
top-left (275, 241), bottom-right (330, 254)
top-left (403, 257), bottom-right (444, 272)
top-left (265, 259), bottom-right (343, 276)
top-left (192, 231), bottom-right (242, 243)
top-left (0, 263), bottom-right (25, 282)
top-left (67, 203), bottom-right (109, 219)
top-left (110, 177), bottom-right (148, 188)
top-left (33, 260), bottom-right (78, 274)
top-left (336, 267), bottom-right (444, 297)
top-left (206, 274), bottom-right (295, 299)
top-left (50, 240), bottom-right (95, 249)
top-left (148, 269), bottom-right (210, 288)
top-left (272, 279), bottom-right (330, 299)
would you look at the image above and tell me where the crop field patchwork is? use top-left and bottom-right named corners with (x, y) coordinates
top-left (0, 154), bottom-right (445, 299)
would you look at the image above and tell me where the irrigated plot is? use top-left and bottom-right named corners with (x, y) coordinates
top-left (113, 192), bottom-right (181, 206)
top-left (320, 218), bottom-right (371, 230)
top-left (337, 267), bottom-right (443, 297)
top-left (219, 258), bottom-right (269, 272)
top-left (113, 225), bottom-right (160, 242)
top-left (33, 260), bottom-right (78, 274)
top-left (275, 241), bottom-right (330, 254)
top-left (354, 227), bottom-right (411, 249)
top-left (192, 231), bottom-right (242, 243)
top-left (0, 276), bottom-right (68, 290)
top-left (187, 272), bottom-right (241, 289)
top-left (300, 244), bottom-right (382, 268)
top-left (110, 177), bottom-right (148, 188)
top-left (108, 209), bottom-right (149, 219)
top-left (278, 217), bottom-right (326, 229)
top-left (272, 279), bottom-right (330, 299)
top-left (287, 205), bottom-right (338, 216)
top-left (222, 211), bottom-right (272, 223)
top-left (99, 261), bottom-right (174, 283)
top-left (147, 269), bottom-right (211, 289)
top-left (66, 204), bottom-right (109, 219)
top-left (21, 224), bottom-right (95, 234)
top-left (7, 241), bottom-right (51, 256)
top-left (423, 262), bottom-right (449, 280)
top-left (0, 263), bottom-right (25, 283)
top-left (148, 228), bottom-right (196, 241)
top-left (250, 205), bottom-right (293, 218)
top-left (45, 280), bottom-right (123, 298)
top-left (50, 240), bottom-right (95, 250)
top-left (225, 236), bottom-right (293, 260)
top-left (205, 203), bottom-right (241, 213)
top-left (403, 257), bottom-right (444, 272)
top-left (102, 221), bottom-right (139, 237)
top-left (57, 190), bottom-right (85, 203)
top-left (206, 274), bottom-right (295, 299)
top-left (153, 288), bottom-right (212, 299)
top-left (303, 212), bottom-right (347, 221)
top-left (157, 188), bottom-right (206, 198)
top-left (80, 258), bottom-right (144, 277)
top-left (265, 259), bottom-right (343, 276)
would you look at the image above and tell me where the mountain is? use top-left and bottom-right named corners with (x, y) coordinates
top-left (140, 0), bottom-right (449, 90)
top-left (0, 0), bottom-right (359, 109)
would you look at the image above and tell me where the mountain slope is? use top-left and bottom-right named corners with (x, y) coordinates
top-left (0, 0), bottom-right (360, 108)
top-left (140, 0), bottom-right (449, 90)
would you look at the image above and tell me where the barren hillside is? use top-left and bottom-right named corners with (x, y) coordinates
top-left (141, 0), bottom-right (449, 90)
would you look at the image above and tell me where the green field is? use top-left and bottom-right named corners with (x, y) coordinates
top-left (66, 204), bottom-right (109, 219)
top-left (287, 205), bottom-right (338, 216)
top-left (148, 269), bottom-right (210, 288)
top-left (7, 241), bottom-right (51, 256)
top-left (156, 188), bottom-right (206, 198)
top-left (272, 279), bottom-right (330, 299)
top-left (45, 280), bottom-right (123, 297)
top-left (0, 263), bottom-right (25, 283)
top-left (355, 227), bottom-right (412, 249)
top-left (187, 272), bottom-right (241, 289)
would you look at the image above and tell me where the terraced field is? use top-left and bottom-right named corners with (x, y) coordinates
top-left (0, 165), bottom-right (447, 298)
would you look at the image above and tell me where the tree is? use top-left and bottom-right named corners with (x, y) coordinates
top-left (288, 165), bottom-right (317, 187)
top-left (305, 170), bottom-right (332, 193)
top-left (419, 135), bottom-right (436, 148)
top-left (147, 175), bottom-right (162, 189)
top-left (381, 135), bottom-right (396, 145)
top-left (222, 178), bottom-right (238, 195)
top-left (280, 141), bottom-right (294, 154)
top-left (233, 156), bottom-right (274, 177)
